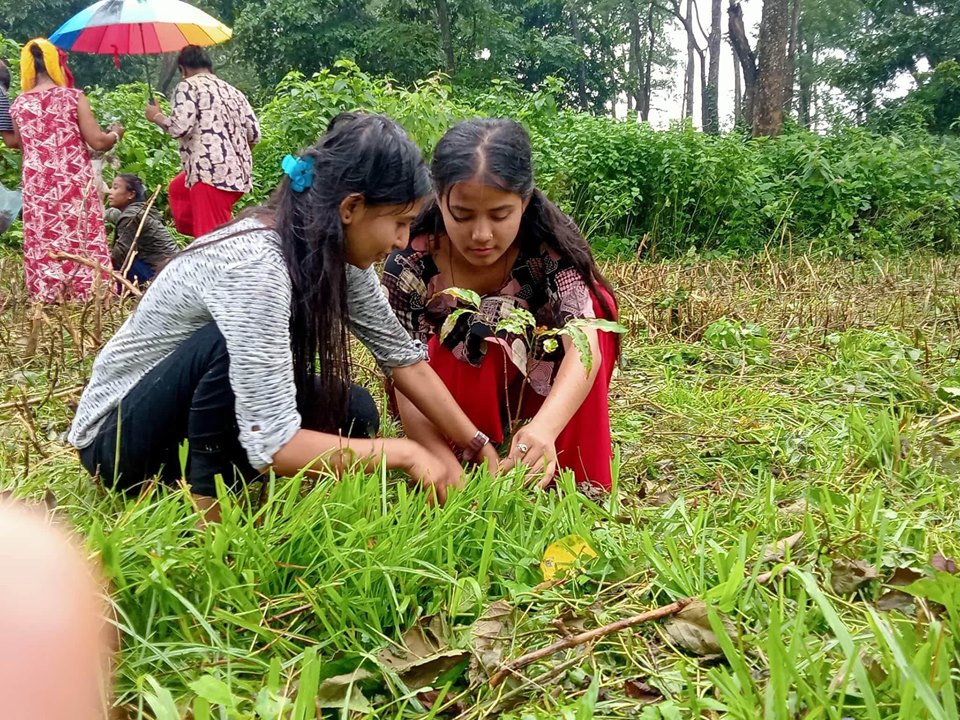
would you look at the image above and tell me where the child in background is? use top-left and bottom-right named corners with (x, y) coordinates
top-left (0, 59), bottom-right (16, 148)
top-left (105, 173), bottom-right (178, 283)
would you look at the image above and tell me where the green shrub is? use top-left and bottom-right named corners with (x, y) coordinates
top-left (87, 82), bottom-right (180, 199)
top-left (249, 61), bottom-right (467, 204)
top-left (1, 34), bottom-right (959, 259)
top-left (532, 118), bottom-right (960, 257)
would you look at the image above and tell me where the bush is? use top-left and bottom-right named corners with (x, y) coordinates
top-left (87, 83), bottom-right (181, 199)
top-left (249, 61), bottom-right (468, 204)
top-left (531, 117), bottom-right (960, 257)
top-left (1, 37), bottom-right (959, 259)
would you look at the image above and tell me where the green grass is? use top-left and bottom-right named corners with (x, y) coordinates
top-left (1, 253), bottom-right (959, 718)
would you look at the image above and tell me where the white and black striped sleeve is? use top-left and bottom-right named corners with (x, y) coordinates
top-left (345, 264), bottom-right (428, 371)
top-left (202, 254), bottom-right (300, 468)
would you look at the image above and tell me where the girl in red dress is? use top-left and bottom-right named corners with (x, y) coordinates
top-left (383, 119), bottom-right (620, 490)
top-left (8, 39), bottom-right (123, 302)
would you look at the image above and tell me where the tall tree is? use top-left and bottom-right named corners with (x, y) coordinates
top-left (776, 0), bottom-right (863, 127)
top-left (732, 38), bottom-right (743, 124)
top-left (565, 1), bottom-right (590, 109)
top-left (703, 0), bottom-right (722, 131)
top-left (683, 0), bottom-right (695, 118)
top-left (783, 0), bottom-right (802, 112)
top-left (753, 0), bottom-right (791, 136)
top-left (796, 34), bottom-right (813, 126)
top-left (627, 0), bottom-right (642, 111)
top-left (641, 0), bottom-right (658, 120)
top-left (728, 0), bottom-right (758, 122)
top-left (435, 0), bottom-right (456, 74)
top-left (623, 0), bottom-right (665, 119)
top-left (661, 0), bottom-right (721, 129)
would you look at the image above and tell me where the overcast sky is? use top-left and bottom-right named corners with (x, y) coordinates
top-left (643, 0), bottom-right (761, 129)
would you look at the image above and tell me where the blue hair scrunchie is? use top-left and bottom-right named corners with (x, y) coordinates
top-left (282, 154), bottom-right (315, 193)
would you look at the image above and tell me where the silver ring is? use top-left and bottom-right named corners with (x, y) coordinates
top-left (517, 443), bottom-right (529, 454)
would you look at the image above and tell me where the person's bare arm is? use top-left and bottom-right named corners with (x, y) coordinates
top-left (273, 429), bottom-right (409, 476)
top-left (395, 389), bottom-right (469, 478)
top-left (391, 361), bottom-right (499, 468)
top-left (345, 265), bottom-right (497, 467)
top-left (501, 328), bottom-right (603, 486)
top-left (0, 126), bottom-right (18, 149)
top-left (273, 429), bottom-right (460, 504)
top-left (145, 82), bottom-right (196, 138)
top-left (76, 93), bottom-right (121, 151)
top-left (192, 430), bottom-right (460, 524)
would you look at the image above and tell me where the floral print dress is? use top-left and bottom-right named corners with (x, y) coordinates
top-left (10, 86), bottom-right (110, 302)
top-left (383, 234), bottom-right (619, 489)
top-left (383, 234), bottom-right (599, 397)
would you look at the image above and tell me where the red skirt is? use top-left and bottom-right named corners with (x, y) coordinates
top-left (168, 172), bottom-right (243, 239)
top-left (426, 290), bottom-right (617, 489)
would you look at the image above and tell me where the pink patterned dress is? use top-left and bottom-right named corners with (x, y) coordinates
top-left (10, 86), bottom-right (110, 302)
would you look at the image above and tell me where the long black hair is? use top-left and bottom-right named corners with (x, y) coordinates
top-left (219, 112), bottom-right (431, 432)
top-left (28, 42), bottom-right (48, 77)
top-left (412, 118), bottom-right (618, 325)
top-left (116, 174), bottom-right (146, 203)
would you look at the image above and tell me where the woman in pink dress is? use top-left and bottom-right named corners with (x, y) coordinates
top-left (7, 39), bottom-right (124, 302)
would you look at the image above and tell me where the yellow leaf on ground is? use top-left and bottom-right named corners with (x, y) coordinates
top-left (540, 534), bottom-right (598, 581)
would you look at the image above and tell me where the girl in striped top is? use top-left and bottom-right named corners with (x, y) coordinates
top-left (69, 113), bottom-right (496, 520)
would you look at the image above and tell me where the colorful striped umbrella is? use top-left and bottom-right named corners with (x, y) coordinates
top-left (50, 0), bottom-right (232, 63)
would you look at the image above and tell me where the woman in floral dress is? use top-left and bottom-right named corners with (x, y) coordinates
top-left (8, 39), bottom-right (123, 302)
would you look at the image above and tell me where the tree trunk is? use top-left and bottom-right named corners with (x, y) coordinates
top-left (783, 0), bottom-right (801, 113)
top-left (641, 0), bottom-right (656, 121)
top-left (604, 10), bottom-right (619, 116)
top-left (566, 2), bottom-right (589, 110)
top-left (699, 49), bottom-right (709, 129)
top-left (683, 0), bottom-right (695, 118)
top-left (435, 0), bottom-right (456, 75)
top-left (797, 34), bottom-right (813, 128)
top-left (727, 0), bottom-right (758, 125)
top-left (628, 0), bottom-right (642, 112)
top-left (753, 0), bottom-right (791, 137)
top-left (732, 40), bottom-right (743, 125)
top-left (703, 0), bottom-right (722, 132)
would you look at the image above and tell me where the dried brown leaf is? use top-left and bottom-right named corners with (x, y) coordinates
top-left (877, 590), bottom-right (915, 614)
top-left (931, 551), bottom-right (958, 574)
top-left (777, 498), bottom-right (808, 516)
top-left (887, 567), bottom-right (924, 586)
top-left (468, 600), bottom-right (515, 686)
top-left (663, 600), bottom-right (734, 656)
top-left (761, 530), bottom-right (804, 563)
top-left (378, 619), bottom-right (468, 691)
top-left (315, 669), bottom-right (373, 713)
top-left (623, 678), bottom-right (663, 705)
top-left (830, 558), bottom-right (879, 595)
top-left (650, 491), bottom-right (676, 507)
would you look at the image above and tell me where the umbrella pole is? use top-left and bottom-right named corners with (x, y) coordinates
top-left (144, 59), bottom-right (155, 105)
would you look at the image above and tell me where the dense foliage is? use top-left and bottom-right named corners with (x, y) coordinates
top-left (3, 58), bottom-right (957, 258)
top-left (2, 0), bottom-right (960, 139)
